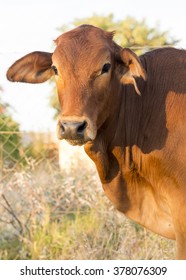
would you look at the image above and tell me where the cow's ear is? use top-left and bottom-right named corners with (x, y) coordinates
top-left (119, 48), bottom-right (147, 96)
top-left (7, 51), bottom-right (53, 83)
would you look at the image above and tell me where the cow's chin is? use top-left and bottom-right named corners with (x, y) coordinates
top-left (66, 139), bottom-right (87, 146)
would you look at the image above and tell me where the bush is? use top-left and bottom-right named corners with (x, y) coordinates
top-left (0, 155), bottom-right (175, 260)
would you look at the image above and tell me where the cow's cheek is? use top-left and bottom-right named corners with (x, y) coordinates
top-left (55, 78), bottom-right (65, 109)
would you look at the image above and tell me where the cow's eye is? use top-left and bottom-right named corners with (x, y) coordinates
top-left (101, 63), bottom-right (111, 74)
top-left (51, 65), bottom-right (58, 75)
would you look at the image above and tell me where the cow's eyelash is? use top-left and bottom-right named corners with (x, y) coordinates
top-left (51, 65), bottom-right (58, 75)
top-left (91, 63), bottom-right (111, 78)
top-left (101, 63), bottom-right (111, 75)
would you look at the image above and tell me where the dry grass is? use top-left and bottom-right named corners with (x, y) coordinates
top-left (0, 144), bottom-right (175, 260)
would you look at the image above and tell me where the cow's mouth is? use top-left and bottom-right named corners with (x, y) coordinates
top-left (66, 139), bottom-right (88, 146)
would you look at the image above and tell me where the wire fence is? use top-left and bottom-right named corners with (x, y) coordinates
top-left (0, 130), bottom-right (58, 172)
top-left (0, 116), bottom-right (100, 214)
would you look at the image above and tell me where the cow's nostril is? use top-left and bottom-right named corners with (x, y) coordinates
top-left (60, 120), bottom-right (87, 138)
top-left (77, 121), bottom-right (87, 134)
top-left (61, 123), bottom-right (65, 133)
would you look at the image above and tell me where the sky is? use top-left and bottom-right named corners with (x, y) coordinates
top-left (0, 0), bottom-right (186, 132)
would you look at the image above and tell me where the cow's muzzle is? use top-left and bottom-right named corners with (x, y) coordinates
top-left (57, 117), bottom-right (97, 145)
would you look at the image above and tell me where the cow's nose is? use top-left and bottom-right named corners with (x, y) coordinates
top-left (60, 120), bottom-right (87, 139)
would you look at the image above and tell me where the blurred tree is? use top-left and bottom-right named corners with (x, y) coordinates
top-left (61, 14), bottom-right (178, 51)
top-left (50, 14), bottom-right (178, 118)
top-left (0, 89), bottom-right (21, 167)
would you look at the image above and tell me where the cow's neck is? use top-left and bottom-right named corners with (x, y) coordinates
top-left (85, 82), bottom-right (144, 184)
top-left (87, 73), bottom-right (167, 185)
top-left (84, 81), bottom-right (175, 239)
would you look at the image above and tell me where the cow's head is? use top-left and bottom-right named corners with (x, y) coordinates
top-left (7, 25), bottom-right (146, 145)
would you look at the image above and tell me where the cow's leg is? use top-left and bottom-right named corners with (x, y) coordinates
top-left (168, 188), bottom-right (186, 259)
top-left (174, 208), bottom-right (186, 259)
top-left (176, 233), bottom-right (186, 260)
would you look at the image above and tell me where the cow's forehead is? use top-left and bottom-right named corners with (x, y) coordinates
top-left (52, 26), bottom-right (114, 72)
top-left (54, 24), bottom-right (114, 46)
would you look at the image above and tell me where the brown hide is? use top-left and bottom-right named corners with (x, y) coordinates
top-left (6, 25), bottom-right (186, 259)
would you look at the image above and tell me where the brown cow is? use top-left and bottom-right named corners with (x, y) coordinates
top-left (7, 25), bottom-right (186, 259)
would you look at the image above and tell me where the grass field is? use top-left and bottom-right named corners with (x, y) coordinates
top-left (0, 145), bottom-right (176, 260)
